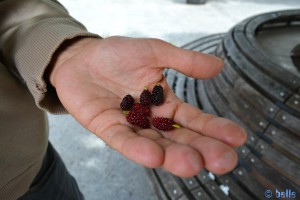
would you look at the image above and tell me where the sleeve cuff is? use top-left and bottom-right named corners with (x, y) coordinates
top-left (14, 18), bottom-right (100, 114)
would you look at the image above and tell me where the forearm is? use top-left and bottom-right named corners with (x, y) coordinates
top-left (0, 0), bottom-right (99, 113)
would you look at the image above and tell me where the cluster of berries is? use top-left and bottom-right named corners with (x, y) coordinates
top-left (120, 84), bottom-right (180, 131)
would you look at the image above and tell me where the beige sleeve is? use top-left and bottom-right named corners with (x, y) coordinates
top-left (0, 0), bottom-right (100, 114)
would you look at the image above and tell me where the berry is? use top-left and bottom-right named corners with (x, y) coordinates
top-left (120, 94), bottom-right (134, 110)
top-left (151, 84), bottom-right (164, 106)
top-left (152, 117), bottom-right (180, 131)
top-left (132, 103), bottom-right (151, 116)
top-left (140, 87), bottom-right (152, 106)
top-left (126, 110), bottom-right (150, 129)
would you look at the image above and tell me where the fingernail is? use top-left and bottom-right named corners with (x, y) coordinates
top-left (223, 151), bottom-right (237, 167)
top-left (187, 153), bottom-right (202, 171)
top-left (211, 55), bottom-right (224, 66)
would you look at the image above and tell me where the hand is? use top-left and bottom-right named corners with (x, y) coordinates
top-left (50, 36), bottom-right (247, 177)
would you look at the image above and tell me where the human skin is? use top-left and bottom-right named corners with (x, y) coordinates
top-left (48, 36), bottom-right (247, 177)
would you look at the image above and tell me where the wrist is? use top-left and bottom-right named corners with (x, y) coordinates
top-left (45, 37), bottom-right (100, 87)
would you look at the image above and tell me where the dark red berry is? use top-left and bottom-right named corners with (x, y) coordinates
top-left (151, 84), bottom-right (164, 106)
top-left (126, 110), bottom-right (150, 129)
top-left (132, 103), bottom-right (151, 116)
top-left (140, 87), bottom-right (152, 106)
top-left (152, 117), bottom-right (180, 131)
top-left (120, 94), bottom-right (134, 110)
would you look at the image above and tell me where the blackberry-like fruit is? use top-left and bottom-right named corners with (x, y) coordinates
top-left (151, 84), bottom-right (164, 106)
top-left (140, 87), bottom-right (152, 106)
top-left (126, 110), bottom-right (150, 129)
top-left (120, 94), bottom-right (134, 110)
top-left (132, 103), bottom-right (151, 116)
top-left (152, 117), bottom-right (180, 131)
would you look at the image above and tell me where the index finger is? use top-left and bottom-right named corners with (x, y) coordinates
top-left (150, 39), bottom-right (224, 79)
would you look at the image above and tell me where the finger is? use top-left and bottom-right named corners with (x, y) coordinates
top-left (162, 143), bottom-right (203, 177)
top-left (150, 93), bottom-right (247, 147)
top-left (101, 123), bottom-right (204, 177)
top-left (190, 135), bottom-right (238, 174)
top-left (87, 108), bottom-right (164, 168)
top-left (99, 124), bottom-right (165, 168)
top-left (137, 129), bottom-right (204, 177)
top-left (151, 39), bottom-right (224, 79)
top-left (173, 100), bottom-right (247, 147)
top-left (159, 127), bottom-right (238, 174)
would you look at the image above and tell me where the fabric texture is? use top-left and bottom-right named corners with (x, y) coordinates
top-left (19, 143), bottom-right (85, 200)
top-left (0, 0), bottom-right (100, 199)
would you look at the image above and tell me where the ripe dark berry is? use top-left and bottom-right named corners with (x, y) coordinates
top-left (152, 117), bottom-right (180, 131)
top-left (132, 103), bottom-right (151, 116)
top-left (140, 87), bottom-right (152, 106)
top-left (151, 84), bottom-right (164, 106)
top-left (120, 94), bottom-right (134, 110)
top-left (126, 110), bottom-right (150, 129)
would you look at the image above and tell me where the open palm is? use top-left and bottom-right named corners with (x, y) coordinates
top-left (50, 36), bottom-right (247, 177)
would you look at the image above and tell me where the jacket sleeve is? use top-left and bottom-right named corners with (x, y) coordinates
top-left (0, 0), bottom-right (100, 114)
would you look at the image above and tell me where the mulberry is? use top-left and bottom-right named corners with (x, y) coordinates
top-left (120, 94), bottom-right (134, 110)
top-left (126, 110), bottom-right (150, 129)
top-left (151, 84), bottom-right (164, 106)
top-left (132, 103), bottom-right (151, 116)
top-left (152, 117), bottom-right (180, 131)
top-left (140, 87), bottom-right (152, 106)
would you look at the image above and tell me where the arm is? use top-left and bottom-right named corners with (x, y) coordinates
top-left (0, 0), bottom-right (247, 177)
top-left (48, 35), bottom-right (247, 177)
top-left (0, 0), bottom-right (99, 113)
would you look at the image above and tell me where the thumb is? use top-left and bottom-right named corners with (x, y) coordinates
top-left (151, 39), bottom-right (224, 79)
